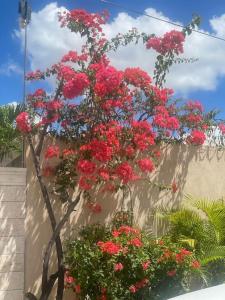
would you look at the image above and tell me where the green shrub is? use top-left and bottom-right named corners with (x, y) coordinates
top-left (64, 223), bottom-right (204, 300)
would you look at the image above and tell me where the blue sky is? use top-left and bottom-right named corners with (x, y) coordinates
top-left (1, 0), bottom-right (225, 118)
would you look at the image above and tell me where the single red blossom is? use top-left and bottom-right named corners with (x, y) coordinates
top-left (98, 168), bottom-right (110, 181)
top-left (77, 159), bottom-right (96, 175)
top-left (167, 269), bottom-right (177, 277)
top-left (47, 99), bottom-right (63, 111)
top-left (45, 146), bottom-right (60, 159)
top-left (33, 100), bottom-right (45, 109)
top-left (115, 162), bottom-right (135, 184)
top-left (172, 180), bottom-right (178, 193)
top-left (112, 230), bottom-right (120, 237)
top-left (87, 202), bottom-right (102, 213)
top-left (137, 158), bottom-right (155, 173)
top-left (128, 237), bottom-right (143, 247)
top-left (114, 263), bottom-right (124, 271)
top-left (129, 285), bottom-right (137, 294)
top-left (175, 253), bottom-right (184, 263)
top-left (219, 123), bottom-right (225, 134)
top-left (65, 275), bottom-right (75, 284)
top-left (124, 145), bottom-right (135, 157)
top-left (192, 260), bottom-right (201, 269)
top-left (62, 149), bottom-right (76, 157)
top-left (180, 248), bottom-right (192, 256)
top-left (74, 284), bottom-right (81, 294)
top-left (42, 166), bottom-right (55, 177)
top-left (79, 176), bottom-right (96, 190)
top-left (33, 88), bottom-right (46, 97)
top-left (142, 260), bottom-right (151, 270)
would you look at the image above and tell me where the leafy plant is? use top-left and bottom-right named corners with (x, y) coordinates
top-left (64, 223), bottom-right (204, 300)
top-left (157, 195), bottom-right (225, 285)
top-left (0, 103), bottom-right (23, 161)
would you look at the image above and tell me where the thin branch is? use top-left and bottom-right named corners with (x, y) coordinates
top-left (42, 192), bottom-right (82, 297)
top-left (27, 134), bottom-right (64, 300)
top-left (35, 79), bottom-right (63, 157)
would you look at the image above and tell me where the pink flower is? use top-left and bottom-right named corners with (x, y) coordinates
top-left (114, 263), bottom-right (124, 271)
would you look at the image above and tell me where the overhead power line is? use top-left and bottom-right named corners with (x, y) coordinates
top-left (100, 0), bottom-right (225, 43)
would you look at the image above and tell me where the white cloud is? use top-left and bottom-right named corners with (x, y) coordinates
top-left (15, 2), bottom-right (225, 94)
top-left (0, 60), bottom-right (23, 76)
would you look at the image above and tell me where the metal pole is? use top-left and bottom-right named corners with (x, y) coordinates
top-left (22, 22), bottom-right (28, 168)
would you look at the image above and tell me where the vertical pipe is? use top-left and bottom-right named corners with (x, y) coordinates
top-left (22, 22), bottom-right (28, 168)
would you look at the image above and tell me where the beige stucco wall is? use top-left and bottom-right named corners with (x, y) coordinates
top-left (25, 143), bottom-right (225, 299)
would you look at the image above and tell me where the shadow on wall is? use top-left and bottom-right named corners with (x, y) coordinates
top-left (25, 143), bottom-right (225, 299)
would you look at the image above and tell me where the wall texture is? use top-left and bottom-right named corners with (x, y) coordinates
top-left (25, 144), bottom-right (225, 299)
top-left (0, 167), bottom-right (26, 300)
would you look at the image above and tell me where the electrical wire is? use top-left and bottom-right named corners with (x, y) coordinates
top-left (100, 0), bottom-right (225, 42)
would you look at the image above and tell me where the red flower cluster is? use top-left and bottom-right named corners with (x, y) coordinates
top-left (219, 123), bottom-right (225, 134)
top-left (146, 30), bottom-right (185, 55)
top-left (62, 71), bottom-right (90, 99)
top-left (189, 130), bottom-right (206, 145)
top-left (16, 112), bottom-right (31, 133)
top-left (112, 225), bottom-right (140, 237)
top-left (97, 241), bottom-right (121, 255)
top-left (129, 278), bottom-right (149, 294)
top-left (77, 159), bottom-right (96, 174)
top-left (153, 106), bottom-right (179, 130)
top-left (59, 9), bottom-right (108, 34)
top-left (61, 50), bottom-right (87, 63)
top-left (186, 100), bottom-right (203, 112)
top-left (45, 146), bottom-right (60, 159)
top-left (94, 65), bottom-right (123, 98)
top-left (115, 162), bottom-right (136, 184)
top-left (137, 158), bottom-right (155, 172)
top-left (123, 67), bottom-right (152, 89)
top-left (114, 262), bottom-right (123, 272)
top-left (26, 69), bottom-right (45, 80)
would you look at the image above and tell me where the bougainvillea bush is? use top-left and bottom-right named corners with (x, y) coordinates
top-left (64, 223), bottom-right (204, 300)
top-left (15, 7), bottom-right (221, 300)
